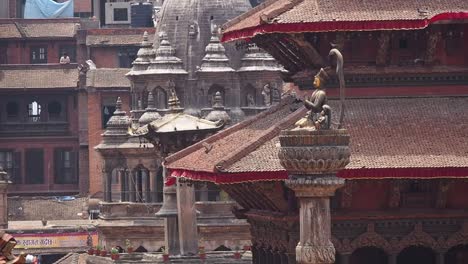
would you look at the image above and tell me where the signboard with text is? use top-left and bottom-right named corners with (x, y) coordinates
top-left (13, 232), bottom-right (98, 249)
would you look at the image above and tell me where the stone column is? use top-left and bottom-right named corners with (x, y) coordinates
top-left (436, 251), bottom-right (445, 264)
top-left (120, 169), bottom-right (126, 202)
top-left (155, 167), bottom-right (180, 255)
top-left (339, 253), bottom-right (350, 264)
top-left (278, 129), bottom-right (350, 264)
top-left (102, 164), bottom-right (112, 202)
top-left (176, 178), bottom-right (198, 255)
top-left (149, 169), bottom-right (157, 203)
top-left (129, 170), bottom-right (136, 202)
top-left (0, 168), bottom-right (10, 229)
top-left (388, 253), bottom-right (397, 264)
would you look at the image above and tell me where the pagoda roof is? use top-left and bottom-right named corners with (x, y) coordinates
top-left (166, 96), bottom-right (468, 183)
top-left (221, 0), bottom-right (468, 42)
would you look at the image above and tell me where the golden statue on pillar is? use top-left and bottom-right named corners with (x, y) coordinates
top-left (295, 48), bottom-right (345, 130)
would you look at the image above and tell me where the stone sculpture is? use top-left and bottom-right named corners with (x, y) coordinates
top-left (295, 48), bottom-right (345, 130)
top-left (261, 84), bottom-right (271, 106)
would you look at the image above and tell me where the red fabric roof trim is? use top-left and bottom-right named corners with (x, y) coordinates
top-left (222, 12), bottom-right (468, 42)
top-left (170, 167), bottom-right (468, 184)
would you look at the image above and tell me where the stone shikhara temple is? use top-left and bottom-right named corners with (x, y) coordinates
top-left (92, 0), bottom-right (283, 256)
top-left (93, 0), bottom-right (468, 263)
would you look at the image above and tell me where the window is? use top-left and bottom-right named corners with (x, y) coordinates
top-left (118, 47), bottom-right (138, 68)
top-left (25, 149), bottom-right (44, 184)
top-left (113, 8), bottom-right (128, 21)
top-left (0, 150), bottom-right (20, 184)
top-left (58, 45), bottom-right (76, 63)
top-left (30, 46), bottom-right (47, 64)
top-left (27, 101), bottom-right (41, 122)
top-left (102, 105), bottom-right (116, 128)
top-left (6, 102), bottom-right (19, 120)
top-left (54, 149), bottom-right (77, 184)
top-left (48, 101), bottom-right (62, 120)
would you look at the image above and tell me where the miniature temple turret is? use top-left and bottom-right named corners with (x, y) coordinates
top-left (101, 97), bottom-right (131, 143)
top-left (197, 27), bottom-right (235, 73)
top-left (128, 31), bottom-right (155, 74)
top-left (238, 43), bottom-right (283, 72)
top-left (139, 92), bottom-right (162, 126)
top-left (205, 91), bottom-right (231, 125)
top-left (146, 31), bottom-right (187, 75)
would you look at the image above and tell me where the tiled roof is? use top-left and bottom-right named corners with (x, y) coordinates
top-left (0, 24), bottom-right (21, 39)
top-left (86, 34), bottom-right (155, 46)
top-left (0, 21), bottom-right (78, 39)
top-left (0, 67), bottom-right (78, 89)
top-left (167, 96), bottom-right (468, 175)
top-left (222, 0), bottom-right (468, 41)
top-left (165, 96), bottom-right (305, 172)
top-left (19, 22), bottom-right (78, 38)
top-left (86, 68), bottom-right (131, 88)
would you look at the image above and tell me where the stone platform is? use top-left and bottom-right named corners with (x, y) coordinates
top-left (86, 251), bottom-right (252, 263)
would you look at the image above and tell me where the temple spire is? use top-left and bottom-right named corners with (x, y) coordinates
top-left (197, 25), bottom-right (234, 72)
top-left (139, 91), bottom-right (162, 125)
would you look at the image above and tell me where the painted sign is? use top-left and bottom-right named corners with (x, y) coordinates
top-left (13, 232), bottom-right (98, 249)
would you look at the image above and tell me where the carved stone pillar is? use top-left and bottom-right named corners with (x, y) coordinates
top-left (176, 178), bottom-right (199, 255)
top-left (0, 167), bottom-right (10, 229)
top-left (388, 253), bottom-right (397, 264)
top-left (436, 251), bottom-right (445, 264)
top-left (339, 253), bottom-right (350, 264)
top-left (148, 169), bottom-right (157, 203)
top-left (155, 167), bottom-right (180, 255)
top-left (119, 169), bottom-right (126, 202)
top-left (102, 163), bottom-right (112, 202)
top-left (279, 129), bottom-right (350, 264)
top-left (129, 170), bottom-right (136, 203)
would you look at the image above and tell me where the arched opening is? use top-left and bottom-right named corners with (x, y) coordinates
top-left (27, 100), bottom-right (41, 122)
top-left (6, 101), bottom-right (19, 120)
top-left (397, 246), bottom-right (435, 264)
top-left (207, 85), bottom-right (225, 107)
top-left (154, 87), bottom-right (167, 109)
top-left (131, 166), bottom-right (150, 203)
top-left (242, 84), bottom-right (257, 107)
top-left (350, 247), bottom-right (388, 264)
top-left (111, 168), bottom-right (126, 202)
top-left (48, 101), bottom-right (62, 120)
top-left (445, 244), bottom-right (468, 264)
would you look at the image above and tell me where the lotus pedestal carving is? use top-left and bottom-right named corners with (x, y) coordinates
top-left (279, 129), bottom-right (350, 264)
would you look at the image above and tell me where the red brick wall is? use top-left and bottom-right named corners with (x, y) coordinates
top-left (0, 138), bottom-right (79, 194)
top-left (87, 91), bottom-right (131, 195)
top-left (74, 0), bottom-right (92, 13)
top-left (6, 40), bottom-right (76, 64)
top-left (90, 47), bottom-right (120, 68)
top-left (9, 0), bottom-right (16, 18)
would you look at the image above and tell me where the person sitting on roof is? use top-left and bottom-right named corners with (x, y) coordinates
top-left (59, 52), bottom-right (70, 64)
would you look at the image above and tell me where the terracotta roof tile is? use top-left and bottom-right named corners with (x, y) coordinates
top-left (86, 68), bottom-right (131, 88)
top-left (0, 68), bottom-right (78, 89)
top-left (19, 22), bottom-right (78, 38)
top-left (168, 96), bottom-right (468, 174)
top-left (165, 96), bottom-right (305, 172)
top-left (86, 34), bottom-right (155, 47)
top-left (222, 0), bottom-right (468, 40)
top-left (0, 24), bottom-right (21, 39)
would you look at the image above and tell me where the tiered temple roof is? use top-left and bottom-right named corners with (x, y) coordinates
top-left (166, 96), bottom-right (468, 183)
top-left (221, 0), bottom-right (468, 42)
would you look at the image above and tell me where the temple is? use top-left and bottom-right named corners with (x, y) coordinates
top-left (163, 0), bottom-right (468, 263)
